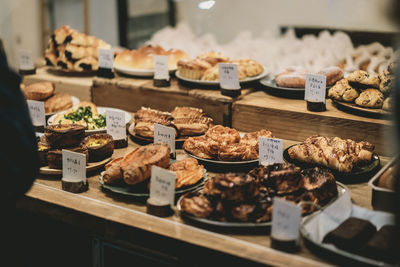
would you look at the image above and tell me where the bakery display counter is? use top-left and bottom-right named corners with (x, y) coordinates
top-left (92, 76), bottom-right (254, 126)
top-left (232, 91), bottom-right (392, 156)
top-left (23, 67), bottom-right (94, 101)
top-left (16, 137), bottom-right (388, 267)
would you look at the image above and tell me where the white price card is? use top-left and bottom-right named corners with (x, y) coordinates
top-left (106, 110), bottom-right (126, 140)
top-left (305, 74), bottom-right (327, 103)
top-left (18, 49), bottom-right (34, 70)
top-left (259, 137), bottom-right (283, 166)
top-left (271, 197), bottom-right (302, 242)
top-left (62, 150), bottom-right (86, 183)
top-left (154, 123), bottom-right (175, 157)
top-left (98, 48), bottom-right (114, 69)
top-left (218, 63), bottom-right (240, 90)
top-left (27, 100), bottom-right (45, 126)
top-left (149, 165), bottom-right (176, 207)
top-left (154, 55), bottom-right (169, 80)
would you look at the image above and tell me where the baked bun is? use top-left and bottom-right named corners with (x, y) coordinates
top-left (23, 82), bottom-right (55, 101)
top-left (44, 93), bottom-right (73, 113)
top-left (317, 66), bottom-right (344, 86)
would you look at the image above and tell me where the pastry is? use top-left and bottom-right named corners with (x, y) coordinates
top-left (47, 144), bottom-right (88, 169)
top-left (134, 107), bottom-right (173, 122)
top-left (52, 25), bottom-right (73, 45)
top-left (361, 225), bottom-right (397, 262)
top-left (44, 124), bottom-right (85, 148)
top-left (173, 117), bottom-right (213, 136)
top-left (382, 97), bottom-right (392, 111)
top-left (275, 73), bottom-right (306, 88)
top-left (378, 70), bottom-right (393, 95)
top-left (355, 88), bottom-right (384, 108)
top-left (265, 163), bottom-right (303, 195)
top-left (23, 82), bottom-right (55, 101)
top-left (217, 142), bottom-right (258, 161)
top-left (171, 106), bottom-right (205, 119)
top-left (177, 58), bottom-right (212, 80)
top-left (201, 64), bottom-right (247, 81)
top-left (240, 129), bottom-right (274, 152)
top-left (196, 52), bottom-right (229, 66)
top-left (316, 66), bottom-right (344, 86)
top-left (53, 102), bottom-right (105, 130)
top-left (301, 167), bottom-right (338, 204)
top-left (347, 70), bottom-right (380, 89)
top-left (120, 144), bottom-right (170, 185)
top-left (65, 44), bottom-right (97, 60)
top-left (44, 93), bottom-right (73, 113)
top-left (183, 135), bottom-right (213, 159)
top-left (103, 157), bottom-right (124, 185)
top-left (328, 79), bottom-right (359, 102)
top-left (73, 56), bottom-right (98, 71)
top-left (180, 192), bottom-right (213, 218)
top-left (38, 136), bottom-right (50, 166)
top-left (44, 52), bottom-right (57, 66)
top-left (169, 158), bottom-right (204, 188)
top-left (231, 59), bottom-right (264, 77)
top-left (134, 118), bottom-right (178, 139)
top-left (81, 133), bottom-right (114, 162)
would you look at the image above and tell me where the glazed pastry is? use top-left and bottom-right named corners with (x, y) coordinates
top-left (169, 158), bottom-right (204, 188)
top-left (382, 97), bottom-right (392, 111)
top-left (23, 82), bottom-right (55, 101)
top-left (316, 66), bottom-right (344, 86)
top-left (347, 70), bottom-right (380, 88)
top-left (355, 88), bottom-right (384, 108)
top-left (44, 93), bottom-right (73, 113)
top-left (183, 135), bottom-right (214, 159)
top-left (103, 157), bottom-right (124, 184)
top-left (328, 79), bottom-right (359, 102)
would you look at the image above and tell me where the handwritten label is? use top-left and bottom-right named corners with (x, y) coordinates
top-left (18, 49), bottom-right (34, 70)
top-left (62, 150), bottom-right (86, 183)
top-left (271, 197), bottom-right (302, 242)
top-left (98, 48), bottom-right (114, 69)
top-left (149, 166), bottom-right (176, 207)
top-left (259, 137), bottom-right (283, 166)
top-left (106, 110), bottom-right (126, 140)
top-left (218, 63), bottom-right (240, 90)
top-left (305, 74), bottom-right (326, 103)
top-left (27, 100), bottom-right (45, 126)
top-left (153, 55), bottom-right (169, 80)
top-left (154, 123), bottom-right (175, 157)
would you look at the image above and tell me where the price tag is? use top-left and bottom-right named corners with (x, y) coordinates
top-left (259, 137), bottom-right (283, 165)
top-left (271, 197), bottom-right (302, 242)
top-left (106, 110), bottom-right (126, 140)
top-left (149, 165), bottom-right (176, 207)
top-left (62, 150), bottom-right (86, 182)
top-left (305, 74), bottom-right (326, 103)
top-left (154, 123), bottom-right (175, 157)
top-left (218, 63), bottom-right (240, 90)
top-left (18, 49), bottom-right (34, 70)
top-left (153, 55), bottom-right (169, 80)
top-left (98, 48), bottom-right (114, 69)
top-left (27, 100), bottom-right (45, 126)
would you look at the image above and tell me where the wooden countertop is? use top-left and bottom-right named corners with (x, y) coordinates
top-left (22, 137), bottom-right (388, 267)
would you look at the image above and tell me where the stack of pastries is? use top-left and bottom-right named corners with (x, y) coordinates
top-left (114, 45), bottom-right (189, 70)
top-left (288, 135), bottom-right (374, 173)
top-left (177, 52), bottom-right (264, 81)
top-left (183, 125), bottom-right (273, 161)
top-left (180, 163), bottom-right (338, 222)
top-left (22, 82), bottom-right (73, 114)
top-left (102, 144), bottom-right (204, 189)
top-left (44, 25), bottom-right (111, 71)
top-left (133, 106), bottom-right (214, 139)
top-left (328, 64), bottom-right (395, 111)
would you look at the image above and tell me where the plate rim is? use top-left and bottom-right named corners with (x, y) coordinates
top-left (114, 65), bottom-right (177, 77)
top-left (331, 98), bottom-right (390, 115)
top-left (184, 149), bottom-right (259, 165)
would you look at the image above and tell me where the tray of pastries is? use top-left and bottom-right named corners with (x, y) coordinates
top-left (44, 25), bottom-right (111, 73)
top-left (21, 82), bottom-right (79, 116)
top-left (48, 101), bottom-right (132, 134)
top-left (114, 45), bottom-right (189, 77)
top-left (99, 144), bottom-right (206, 198)
top-left (284, 135), bottom-right (380, 182)
top-left (177, 163), bottom-right (347, 228)
top-left (328, 64), bottom-right (395, 117)
top-left (175, 52), bottom-right (267, 85)
top-left (128, 106), bottom-right (214, 145)
top-left (39, 124), bottom-right (114, 175)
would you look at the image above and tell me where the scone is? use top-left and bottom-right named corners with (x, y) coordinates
top-left (328, 79), bottom-right (359, 102)
top-left (382, 97), bottom-right (392, 111)
top-left (378, 70), bottom-right (393, 95)
top-left (177, 58), bottom-right (211, 80)
top-left (23, 82), bottom-right (55, 101)
top-left (355, 88), bottom-right (384, 108)
top-left (44, 93), bottom-right (73, 113)
top-left (347, 70), bottom-right (380, 89)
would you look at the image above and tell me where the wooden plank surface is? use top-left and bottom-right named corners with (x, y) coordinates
top-left (21, 136), bottom-right (388, 267)
top-left (233, 91), bottom-right (392, 157)
top-left (22, 67), bottom-right (94, 101)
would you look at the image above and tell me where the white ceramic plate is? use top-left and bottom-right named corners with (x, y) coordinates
top-left (47, 106), bottom-right (132, 134)
top-left (114, 65), bottom-right (177, 77)
top-left (45, 96), bottom-right (80, 116)
top-left (175, 68), bottom-right (268, 86)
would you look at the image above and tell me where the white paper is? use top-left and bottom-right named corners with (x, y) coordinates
top-left (154, 123), bottom-right (175, 157)
top-left (98, 48), bottom-right (114, 69)
top-left (62, 150), bottom-right (86, 183)
top-left (305, 74), bottom-right (326, 103)
top-left (271, 197), bottom-right (302, 241)
top-left (106, 110), bottom-right (126, 140)
top-left (218, 63), bottom-right (240, 90)
top-left (18, 49), bottom-right (34, 70)
top-left (153, 55), bottom-right (169, 80)
top-left (149, 165), bottom-right (176, 207)
top-left (259, 137), bottom-right (283, 165)
top-left (27, 100), bottom-right (45, 126)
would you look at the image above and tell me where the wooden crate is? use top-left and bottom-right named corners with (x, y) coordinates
top-left (22, 67), bottom-right (94, 101)
top-left (232, 91), bottom-right (392, 156)
top-left (92, 76), bottom-right (254, 126)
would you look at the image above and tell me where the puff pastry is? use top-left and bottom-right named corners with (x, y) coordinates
top-left (169, 158), bottom-right (204, 188)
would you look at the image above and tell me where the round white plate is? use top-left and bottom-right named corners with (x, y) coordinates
top-left (175, 68), bottom-right (268, 86)
top-left (47, 106), bottom-right (132, 134)
top-left (45, 96), bottom-right (80, 116)
top-left (114, 65), bottom-right (177, 77)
